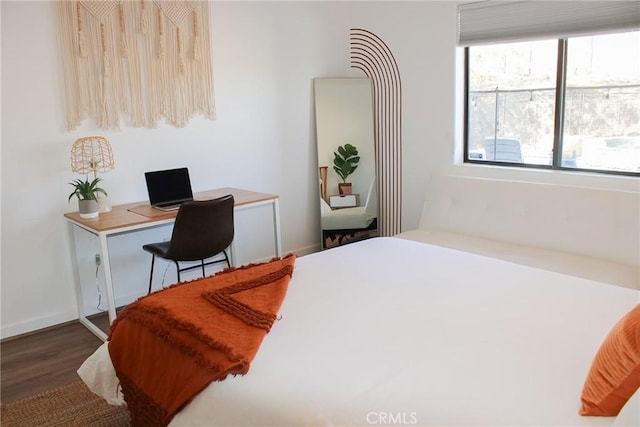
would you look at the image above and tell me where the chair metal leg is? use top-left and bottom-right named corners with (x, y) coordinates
top-left (201, 259), bottom-right (206, 277)
top-left (175, 261), bottom-right (181, 283)
top-left (148, 254), bottom-right (156, 294)
top-left (222, 250), bottom-right (231, 268)
top-left (174, 261), bottom-right (180, 283)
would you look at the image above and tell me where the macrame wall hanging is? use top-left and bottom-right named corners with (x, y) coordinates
top-left (56, 1), bottom-right (215, 130)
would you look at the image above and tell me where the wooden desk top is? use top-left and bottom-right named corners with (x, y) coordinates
top-left (64, 188), bottom-right (278, 233)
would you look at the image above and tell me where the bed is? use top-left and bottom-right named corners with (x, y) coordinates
top-left (79, 236), bottom-right (640, 426)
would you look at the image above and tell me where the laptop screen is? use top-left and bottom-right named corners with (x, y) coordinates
top-left (145, 168), bottom-right (194, 207)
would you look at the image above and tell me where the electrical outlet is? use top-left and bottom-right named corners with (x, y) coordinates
top-left (95, 254), bottom-right (101, 266)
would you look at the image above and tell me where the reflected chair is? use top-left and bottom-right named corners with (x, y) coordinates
top-left (143, 195), bottom-right (234, 293)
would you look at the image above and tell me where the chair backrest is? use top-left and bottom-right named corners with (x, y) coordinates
top-left (164, 195), bottom-right (234, 261)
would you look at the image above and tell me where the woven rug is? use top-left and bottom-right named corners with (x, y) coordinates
top-left (1, 380), bottom-right (130, 426)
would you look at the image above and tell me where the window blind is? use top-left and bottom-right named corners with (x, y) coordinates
top-left (458, 1), bottom-right (640, 46)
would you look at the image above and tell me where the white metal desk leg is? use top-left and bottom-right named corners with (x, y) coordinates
top-left (273, 198), bottom-right (282, 257)
top-left (68, 224), bottom-right (108, 341)
top-left (68, 223), bottom-right (86, 321)
top-left (228, 241), bottom-right (237, 267)
top-left (98, 233), bottom-right (117, 325)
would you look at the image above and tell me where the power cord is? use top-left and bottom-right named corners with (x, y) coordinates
top-left (160, 261), bottom-right (171, 289)
top-left (95, 253), bottom-right (106, 312)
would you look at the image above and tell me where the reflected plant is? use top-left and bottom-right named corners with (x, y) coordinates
top-left (333, 144), bottom-right (360, 183)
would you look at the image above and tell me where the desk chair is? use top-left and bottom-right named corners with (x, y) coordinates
top-left (143, 195), bottom-right (234, 293)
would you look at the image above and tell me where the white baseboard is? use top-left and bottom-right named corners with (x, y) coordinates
top-left (291, 243), bottom-right (321, 257)
top-left (1, 309), bottom-right (78, 340)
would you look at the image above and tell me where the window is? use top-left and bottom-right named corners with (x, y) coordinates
top-left (464, 31), bottom-right (640, 175)
top-left (457, 0), bottom-right (640, 176)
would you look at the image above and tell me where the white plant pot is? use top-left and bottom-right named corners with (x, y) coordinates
top-left (78, 199), bottom-right (99, 219)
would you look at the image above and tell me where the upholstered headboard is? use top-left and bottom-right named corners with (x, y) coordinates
top-left (419, 175), bottom-right (640, 268)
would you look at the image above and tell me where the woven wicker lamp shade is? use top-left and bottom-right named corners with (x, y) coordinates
top-left (71, 136), bottom-right (115, 177)
top-left (71, 136), bottom-right (115, 213)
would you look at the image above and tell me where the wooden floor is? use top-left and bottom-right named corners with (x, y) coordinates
top-left (1, 320), bottom-right (105, 404)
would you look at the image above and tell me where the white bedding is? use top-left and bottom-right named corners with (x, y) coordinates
top-left (79, 237), bottom-right (639, 426)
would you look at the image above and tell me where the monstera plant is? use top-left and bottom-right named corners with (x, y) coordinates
top-left (333, 143), bottom-right (360, 195)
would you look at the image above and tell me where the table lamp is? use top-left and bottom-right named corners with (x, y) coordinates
top-left (70, 136), bottom-right (115, 213)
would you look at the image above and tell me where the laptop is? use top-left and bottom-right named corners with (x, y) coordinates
top-left (145, 167), bottom-right (194, 211)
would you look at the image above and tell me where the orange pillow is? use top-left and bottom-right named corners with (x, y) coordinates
top-left (580, 304), bottom-right (640, 416)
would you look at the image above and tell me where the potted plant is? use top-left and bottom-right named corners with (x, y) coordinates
top-left (333, 143), bottom-right (360, 195)
top-left (68, 177), bottom-right (107, 219)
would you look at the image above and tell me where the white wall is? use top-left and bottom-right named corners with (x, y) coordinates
top-left (2, 1), bottom-right (637, 338)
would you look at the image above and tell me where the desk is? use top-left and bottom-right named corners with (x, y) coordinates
top-left (65, 188), bottom-right (281, 341)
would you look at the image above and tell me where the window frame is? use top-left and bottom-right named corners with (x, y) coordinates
top-left (463, 37), bottom-right (640, 177)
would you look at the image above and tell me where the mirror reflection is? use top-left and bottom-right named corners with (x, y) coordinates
top-left (313, 78), bottom-right (378, 249)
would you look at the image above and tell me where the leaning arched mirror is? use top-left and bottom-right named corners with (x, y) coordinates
top-left (313, 78), bottom-right (377, 249)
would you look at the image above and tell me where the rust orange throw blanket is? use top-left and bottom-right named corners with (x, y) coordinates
top-left (108, 254), bottom-right (296, 426)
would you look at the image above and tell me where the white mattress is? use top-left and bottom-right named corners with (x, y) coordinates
top-left (79, 237), bottom-right (639, 426)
